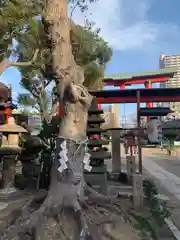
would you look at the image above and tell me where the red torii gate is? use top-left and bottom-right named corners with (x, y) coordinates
top-left (103, 67), bottom-right (176, 109)
top-left (92, 88), bottom-right (180, 104)
top-left (91, 87), bottom-right (180, 173)
top-left (58, 68), bottom-right (177, 114)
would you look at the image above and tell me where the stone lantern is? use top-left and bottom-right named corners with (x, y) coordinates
top-left (0, 116), bottom-right (27, 199)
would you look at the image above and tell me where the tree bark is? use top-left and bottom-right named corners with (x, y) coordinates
top-left (45, 0), bottom-right (86, 98)
top-left (44, 0), bottom-right (92, 203)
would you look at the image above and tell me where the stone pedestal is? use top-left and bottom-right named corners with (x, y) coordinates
top-left (2, 155), bottom-right (16, 190)
top-left (126, 155), bottom-right (136, 180)
top-left (84, 166), bottom-right (107, 195)
top-left (111, 130), bottom-right (121, 172)
top-left (0, 147), bottom-right (21, 200)
top-left (132, 174), bottom-right (143, 210)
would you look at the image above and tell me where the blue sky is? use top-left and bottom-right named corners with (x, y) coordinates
top-left (1, 0), bottom-right (180, 123)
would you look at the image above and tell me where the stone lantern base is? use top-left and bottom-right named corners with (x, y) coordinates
top-left (0, 146), bottom-right (22, 201)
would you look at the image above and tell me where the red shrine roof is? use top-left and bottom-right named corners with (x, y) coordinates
top-left (104, 67), bottom-right (177, 86)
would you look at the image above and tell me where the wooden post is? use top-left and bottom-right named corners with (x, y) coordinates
top-left (132, 174), bottom-right (143, 210)
top-left (126, 155), bottom-right (136, 180)
top-left (133, 90), bottom-right (144, 210)
top-left (111, 129), bottom-right (121, 172)
top-left (137, 90), bottom-right (142, 173)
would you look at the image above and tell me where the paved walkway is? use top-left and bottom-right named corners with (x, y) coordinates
top-left (144, 157), bottom-right (180, 201)
top-left (105, 143), bottom-right (180, 238)
top-left (143, 157), bottom-right (180, 239)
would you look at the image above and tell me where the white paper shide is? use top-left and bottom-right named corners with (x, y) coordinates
top-left (58, 140), bottom-right (68, 173)
top-left (83, 153), bottom-right (92, 172)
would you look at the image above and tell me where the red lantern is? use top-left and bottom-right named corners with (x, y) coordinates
top-left (93, 135), bottom-right (99, 140)
top-left (98, 104), bottom-right (102, 109)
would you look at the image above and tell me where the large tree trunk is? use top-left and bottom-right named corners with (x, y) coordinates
top-left (45, 0), bottom-right (92, 196)
top-left (36, 0), bottom-right (93, 238)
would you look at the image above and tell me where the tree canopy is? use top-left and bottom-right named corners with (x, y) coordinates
top-left (17, 22), bottom-right (112, 120)
top-left (0, 0), bottom-right (112, 121)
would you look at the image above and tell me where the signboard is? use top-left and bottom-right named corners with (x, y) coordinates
top-left (147, 118), bottom-right (162, 143)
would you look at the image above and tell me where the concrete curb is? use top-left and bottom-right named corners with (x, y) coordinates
top-left (164, 218), bottom-right (180, 240)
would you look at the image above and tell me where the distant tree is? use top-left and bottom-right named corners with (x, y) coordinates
top-left (0, 0), bottom-right (42, 74)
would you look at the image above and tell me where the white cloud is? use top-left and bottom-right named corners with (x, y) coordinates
top-left (70, 0), bottom-right (180, 52)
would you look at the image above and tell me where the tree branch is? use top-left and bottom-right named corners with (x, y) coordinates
top-left (0, 49), bottom-right (39, 75)
top-left (70, 1), bottom-right (79, 19)
top-left (50, 99), bottom-right (58, 117)
top-left (40, 77), bottom-right (46, 96)
top-left (33, 105), bottom-right (40, 111)
top-left (45, 79), bottom-right (52, 87)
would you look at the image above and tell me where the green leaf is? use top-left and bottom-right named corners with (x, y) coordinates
top-left (18, 93), bottom-right (37, 106)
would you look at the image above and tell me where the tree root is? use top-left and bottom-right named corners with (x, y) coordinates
top-left (1, 168), bottom-right (130, 240)
top-left (85, 184), bottom-right (120, 205)
top-left (0, 186), bottom-right (127, 240)
top-left (1, 197), bottom-right (88, 239)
